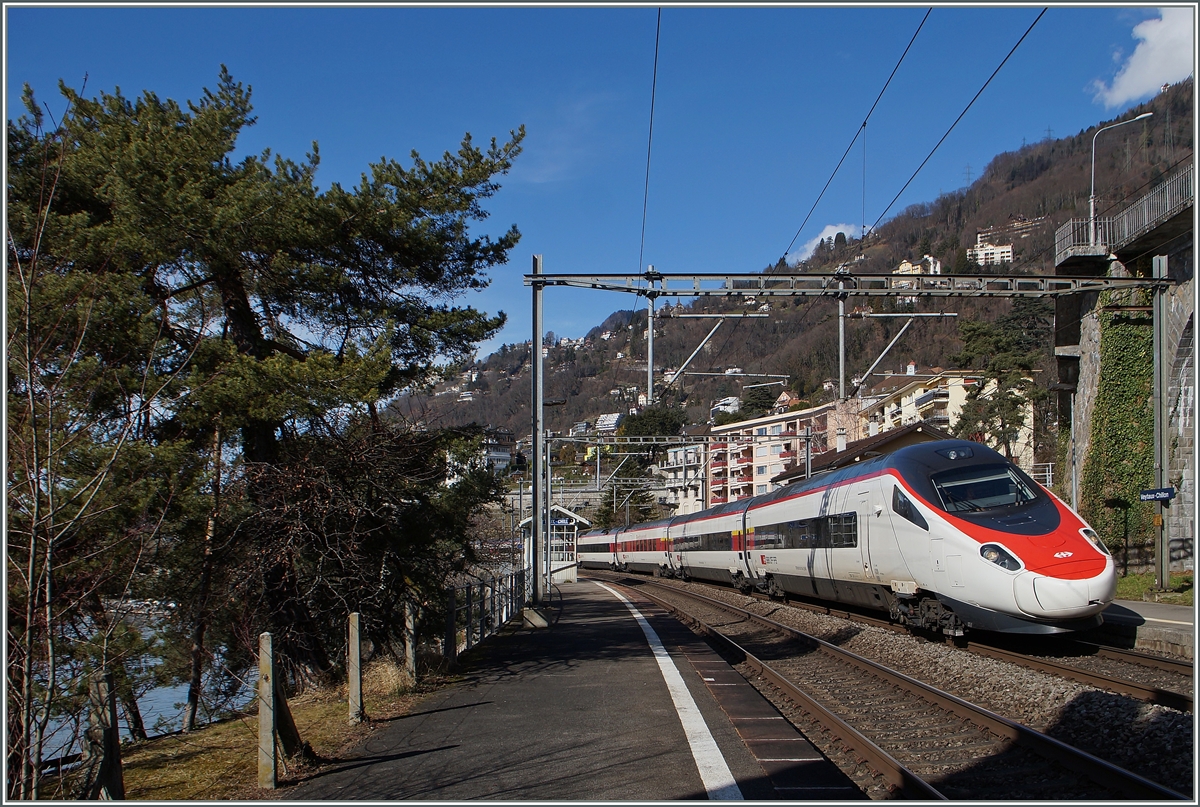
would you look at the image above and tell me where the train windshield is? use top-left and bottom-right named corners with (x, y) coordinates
top-left (930, 463), bottom-right (1038, 512)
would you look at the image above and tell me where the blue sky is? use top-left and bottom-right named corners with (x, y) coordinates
top-left (5, 4), bottom-right (1196, 359)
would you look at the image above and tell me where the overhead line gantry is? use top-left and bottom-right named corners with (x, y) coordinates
top-left (524, 259), bottom-right (1173, 607)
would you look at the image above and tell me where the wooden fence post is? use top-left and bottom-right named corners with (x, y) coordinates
top-left (84, 672), bottom-right (125, 800)
top-left (348, 613), bottom-right (363, 724)
top-left (465, 584), bottom-right (474, 649)
top-left (258, 632), bottom-right (276, 789)
top-left (444, 587), bottom-right (457, 664)
top-left (481, 582), bottom-right (489, 639)
top-left (403, 599), bottom-right (417, 684)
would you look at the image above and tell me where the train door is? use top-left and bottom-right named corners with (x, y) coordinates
top-left (738, 507), bottom-right (758, 584)
top-left (868, 476), bottom-right (918, 585)
top-left (853, 485), bottom-right (879, 583)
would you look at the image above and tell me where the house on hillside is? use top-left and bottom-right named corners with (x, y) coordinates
top-left (595, 413), bottom-right (624, 434)
top-left (710, 396), bottom-right (740, 421)
top-left (772, 389), bottom-right (802, 413)
top-left (658, 425), bottom-right (709, 515)
top-left (966, 232), bottom-right (1014, 266)
top-left (896, 255), bottom-right (942, 276)
top-left (481, 429), bottom-right (515, 471)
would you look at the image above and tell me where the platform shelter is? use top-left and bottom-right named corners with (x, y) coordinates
top-left (520, 505), bottom-right (589, 584)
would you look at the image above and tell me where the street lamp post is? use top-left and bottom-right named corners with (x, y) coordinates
top-left (1089, 112), bottom-right (1152, 247)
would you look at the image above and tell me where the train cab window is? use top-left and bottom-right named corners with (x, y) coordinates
top-left (892, 486), bottom-right (929, 530)
top-left (931, 464), bottom-right (1038, 512)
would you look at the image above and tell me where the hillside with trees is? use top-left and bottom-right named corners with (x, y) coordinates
top-left (403, 79), bottom-right (1193, 456)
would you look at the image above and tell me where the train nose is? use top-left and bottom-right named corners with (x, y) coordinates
top-left (1013, 572), bottom-right (1110, 619)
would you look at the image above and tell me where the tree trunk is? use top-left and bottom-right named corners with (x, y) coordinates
top-left (184, 429), bottom-right (220, 733)
top-left (120, 693), bottom-right (147, 742)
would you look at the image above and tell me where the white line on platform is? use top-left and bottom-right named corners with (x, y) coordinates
top-left (595, 582), bottom-right (743, 801)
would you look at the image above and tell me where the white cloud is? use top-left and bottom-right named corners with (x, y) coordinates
top-left (792, 223), bottom-right (861, 264)
top-left (1092, 7), bottom-right (1195, 109)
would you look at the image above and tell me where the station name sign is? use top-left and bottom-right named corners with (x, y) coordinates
top-left (1139, 487), bottom-right (1176, 502)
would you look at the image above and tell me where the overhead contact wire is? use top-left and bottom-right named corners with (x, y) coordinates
top-left (637, 8), bottom-right (662, 276)
top-left (782, 8), bottom-right (931, 262)
top-left (866, 8), bottom-right (1047, 236)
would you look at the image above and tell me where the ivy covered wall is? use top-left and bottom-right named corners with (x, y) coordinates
top-left (1078, 300), bottom-right (1155, 559)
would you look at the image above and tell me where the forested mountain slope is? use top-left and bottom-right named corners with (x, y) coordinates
top-left (393, 80), bottom-right (1193, 439)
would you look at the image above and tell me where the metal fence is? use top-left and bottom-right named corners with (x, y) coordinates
top-left (1031, 462), bottom-right (1054, 486)
top-left (1108, 162), bottom-right (1193, 249)
top-left (443, 568), bottom-right (528, 662)
top-left (1055, 162), bottom-right (1194, 265)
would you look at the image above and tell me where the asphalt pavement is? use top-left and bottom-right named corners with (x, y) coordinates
top-left (289, 580), bottom-right (803, 800)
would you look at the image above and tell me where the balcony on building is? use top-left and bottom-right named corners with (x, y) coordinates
top-left (916, 389), bottom-right (945, 410)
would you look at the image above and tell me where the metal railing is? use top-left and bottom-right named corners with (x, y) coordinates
top-left (1055, 162), bottom-right (1193, 265)
top-left (443, 568), bottom-right (528, 663)
top-left (1031, 463), bottom-right (1054, 486)
top-left (915, 389), bottom-right (950, 409)
top-left (1109, 162), bottom-right (1193, 251)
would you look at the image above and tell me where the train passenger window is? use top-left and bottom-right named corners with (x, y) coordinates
top-left (754, 519), bottom-right (817, 549)
top-left (699, 531), bottom-right (733, 551)
top-left (827, 513), bottom-right (858, 548)
top-left (892, 486), bottom-right (929, 531)
top-left (753, 524), bottom-right (784, 549)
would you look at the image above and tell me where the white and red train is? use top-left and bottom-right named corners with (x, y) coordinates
top-left (578, 440), bottom-right (1115, 635)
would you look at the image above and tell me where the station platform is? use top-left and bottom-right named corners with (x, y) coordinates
top-left (1093, 598), bottom-right (1195, 659)
top-left (291, 578), bottom-right (863, 801)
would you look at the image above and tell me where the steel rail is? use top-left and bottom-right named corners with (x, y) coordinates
top-left (1074, 641), bottom-right (1195, 676)
top-left (964, 641), bottom-right (1192, 713)
top-left (746, 583), bottom-right (1192, 712)
top-left (628, 582), bottom-right (944, 800)
top-left (634, 578), bottom-right (1188, 801)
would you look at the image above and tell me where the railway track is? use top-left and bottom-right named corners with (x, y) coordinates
top-left (600, 574), bottom-right (1188, 800)
top-left (962, 640), bottom-right (1192, 713)
top-left (672, 574), bottom-right (1192, 713)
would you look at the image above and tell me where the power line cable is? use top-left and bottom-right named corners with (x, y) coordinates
top-left (865, 8), bottom-right (1047, 237)
top-left (782, 8), bottom-right (931, 262)
top-left (637, 8), bottom-right (663, 275)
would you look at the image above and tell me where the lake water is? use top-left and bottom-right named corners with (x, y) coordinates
top-left (41, 661), bottom-right (257, 763)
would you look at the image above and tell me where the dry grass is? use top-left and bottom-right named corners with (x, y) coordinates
top-left (117, 660), bottom-right (445, 800)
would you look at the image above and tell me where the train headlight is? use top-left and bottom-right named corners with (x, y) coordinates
top-left (1080, 528), bottom-right (1111, 556)
top-left (980, 543), bottom-right (1021, 571)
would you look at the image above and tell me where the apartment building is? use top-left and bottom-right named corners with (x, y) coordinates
top-left (966, 241), bottom-right (1014, 266)
top-left (708, 402), bottom-right (836, 504)
top-left (857, 369), bottom-right (1034, 469)
top-left (659, 429), bottom-right (708, 514)
top-left (966, 231), bottom-right (1015, 266)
